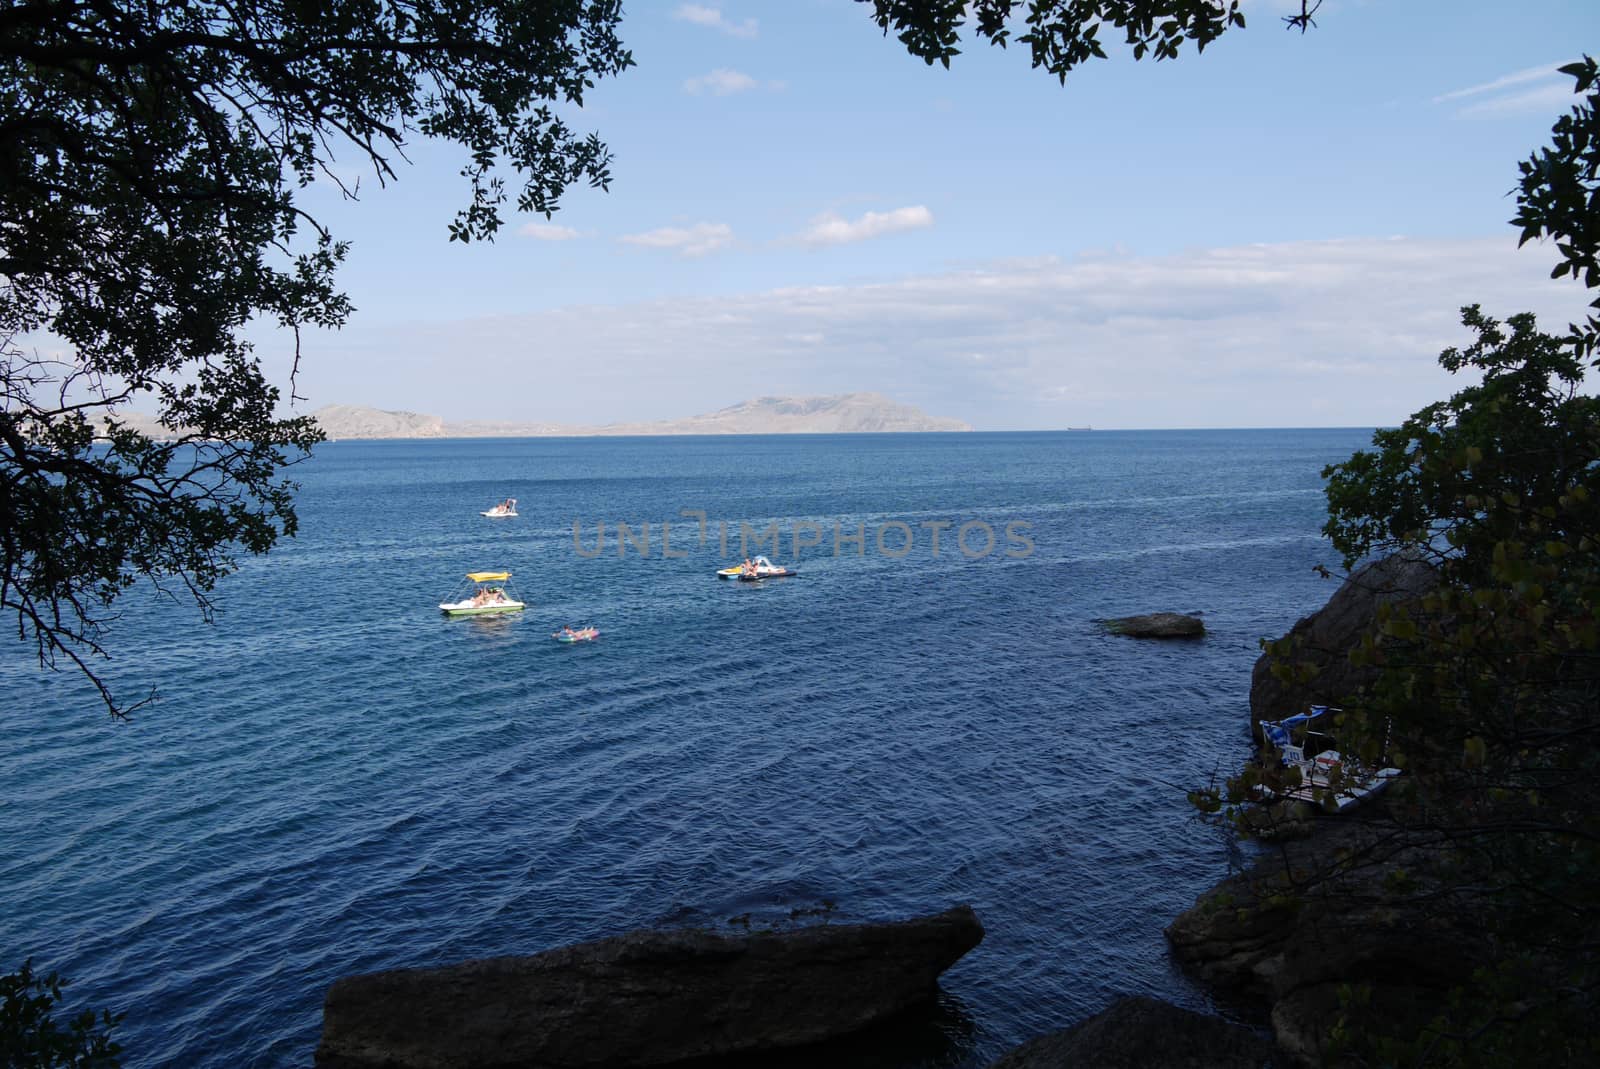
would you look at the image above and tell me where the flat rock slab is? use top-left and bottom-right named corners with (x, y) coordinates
top-left (316, 905), bottom-right (983, 1069)
top-left (985, 996), bottom-right (1277, 1069)
top-left (1103, 613), bottom-right (1205, 638)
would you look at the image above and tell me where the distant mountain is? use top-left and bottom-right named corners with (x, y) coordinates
top-left (590, 393), bottom-right (970, 435)
top-left (309, 404), bottom-right (447, 439)
top-left (311, 394), bottom-right (970, 439)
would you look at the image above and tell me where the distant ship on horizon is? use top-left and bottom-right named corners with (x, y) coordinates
top-left (1065, 425), bottom-right (1093, 431)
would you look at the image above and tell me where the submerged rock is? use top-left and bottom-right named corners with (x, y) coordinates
top-left (315, 905), bottom-right (983, 1069)
top-left (1249, 553), bottom-right (1436, 740)
top-left (985, 996), bottom-right (1277, 1069)
top-left (1103, 612), bottom-right (1205, 638)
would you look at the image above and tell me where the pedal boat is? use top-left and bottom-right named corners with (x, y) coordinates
top-left (1258, 706), bottom-right (1402, 812)
top-left (734, 555), bottom-right (797, 581)
top-left (481, 498), bottom-right (518, 518)
top-left (440, 571), bottom-right (525, 616)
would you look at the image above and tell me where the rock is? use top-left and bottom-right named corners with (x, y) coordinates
top-left (984, 996), bottom-right (1277, 1069)
top-left (1249, 553), bottom-right (1437, 740)
top-left (315, 905), bottom-right (984, 1069)
top-left (1103, 612), bottom-right (1205, 638)
top-left (1165, 821), bottom-right (1491, 1065)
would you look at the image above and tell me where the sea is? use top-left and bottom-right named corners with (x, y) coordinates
top-left (1, 428), bottom-right (1374, 1067)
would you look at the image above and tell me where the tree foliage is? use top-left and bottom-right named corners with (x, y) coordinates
top-left (1201, 60), bottom-right (1600, 1066)
top-left (1315, 311), bottom-right (1598, 1065)
top-left (1323, 305), bottom-right (1597, 583)
top-left (1199, 317), bottom-right (1600, 1066)
top-left (1513, 57), bottom-right (1600, 361)
top-left (0, 960), bottom-right (122, 1068)
top-left (0, 1), bottom-right (631, 713)
top-left (862, 0), bottom-right (1324, 79)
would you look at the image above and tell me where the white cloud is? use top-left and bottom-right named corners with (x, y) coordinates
top-left (683, 68), bottom-right (760, 96)
top-left (1452, 84), bottom-right (1579, 120)
top-left (674, 4), bottom-right (757, 38)
top-left (1433, 62), bottom-right (1571, 102)
top-left (517, 222), bottom-right (581, 241)
top-left (1433, 60), bottom-right (1581, 118)
top-left (287, 236), bottom-right (1589, 430)
top-left (799, 206), bottom-right (934, 246)
top-left (619, 222), bottom-right (734, 258)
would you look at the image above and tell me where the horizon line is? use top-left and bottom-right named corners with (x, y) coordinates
top-left (314, 425), bottom-right (1386, 441)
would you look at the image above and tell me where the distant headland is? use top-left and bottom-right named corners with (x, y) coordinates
top-left (310, 393), bottom-right (971, 439)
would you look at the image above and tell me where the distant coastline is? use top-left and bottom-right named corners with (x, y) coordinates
top-left (309, 393), bottom-right (972, 440)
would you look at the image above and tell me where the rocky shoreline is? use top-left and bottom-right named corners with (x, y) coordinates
top-left (994, 558), bottom-right (1447, 1067)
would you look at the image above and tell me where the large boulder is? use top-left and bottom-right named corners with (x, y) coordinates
top-left (1249, 554), bottom-right (1437, 740)
top-left (1103, 612), bottom-right (1205, 638)
top-left (985, 996), bottom-right (1277, 1069)
top-left (315, 905), bottom-right (984, 1069)
top-left (1165, 822), bottom-right (1489, 1065)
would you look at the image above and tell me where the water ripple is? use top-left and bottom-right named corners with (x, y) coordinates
top-left (0, 429), bottom-right (1369, 1067)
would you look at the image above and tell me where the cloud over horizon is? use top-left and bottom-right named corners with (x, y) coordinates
top-left (281, 236), bottom-right (1588, 430)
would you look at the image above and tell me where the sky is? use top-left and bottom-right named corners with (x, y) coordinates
top-left (257, 0), bottom-right (1600, 430)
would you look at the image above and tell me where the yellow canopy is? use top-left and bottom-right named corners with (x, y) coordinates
top-left (466, 571), bottom-right (511, 582)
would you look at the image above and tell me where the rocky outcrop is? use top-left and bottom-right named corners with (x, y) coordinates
top-left (1165, 822), bottom-right (1490, 1065)
top-left (1103, 612), bottom-right (1205, 638)
top-left (1249, 554), bottom-right (1437, 739)
top-left (315, 906), bottom-right (984, 1069)
top-left (985, 996), bottom-right (1277, 1069)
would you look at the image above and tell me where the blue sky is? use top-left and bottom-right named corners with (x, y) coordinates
top-left (259, 0), bottom-right (1598, 429)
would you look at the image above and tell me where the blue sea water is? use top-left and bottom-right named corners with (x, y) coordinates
top-left (2, 429), bottom-right (1373, 1067)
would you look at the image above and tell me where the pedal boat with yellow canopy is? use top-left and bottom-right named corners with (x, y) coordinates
top-left (439, 571), bottom-right (526, 616)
